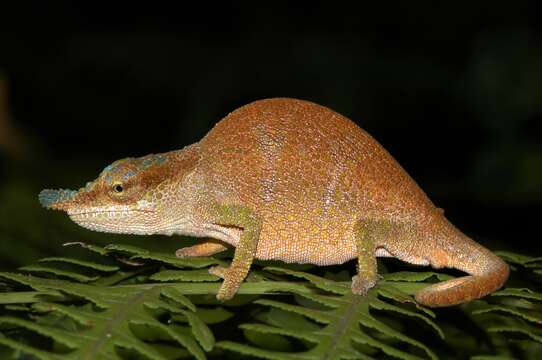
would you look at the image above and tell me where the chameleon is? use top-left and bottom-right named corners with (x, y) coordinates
top-left (39, 97), bottom-right (509, 307)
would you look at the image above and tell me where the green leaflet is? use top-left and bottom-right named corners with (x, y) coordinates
top-left (382, 271), bottom-right (454, 282)
top-left (150, 269), bottom-right (220, 282)
top-left (0, 244), bottom-right (541, 359)
top-left (32, 302), bottom-right (97, 326)
top-left (104, 244), bottom-right (225, 268)
top-left (18, 264), bottom-right (100, 283)
top-left (172, 307), bottom-right (235, 325)
top-left (39, 257), bottom-right (119, 272)
top-left (182, 310), bottom-right (216, 351)
top-left (495, 251), bottom-right (542, 269)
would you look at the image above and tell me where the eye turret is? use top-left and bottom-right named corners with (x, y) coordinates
top-left (113, 184), bottom-right (124, 193)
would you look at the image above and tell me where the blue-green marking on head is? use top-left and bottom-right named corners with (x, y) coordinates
top-left (38, 189), bottom-right (77, 210)
top-left (140, 154), bottom-right (167, 169)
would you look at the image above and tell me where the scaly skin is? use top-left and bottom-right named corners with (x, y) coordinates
top-left (39, 98), bottom-right (509, 306)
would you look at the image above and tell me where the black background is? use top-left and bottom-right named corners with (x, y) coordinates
top-left (0, 2), bottom-right (540, 268)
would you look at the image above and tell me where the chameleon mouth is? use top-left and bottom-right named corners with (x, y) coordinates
top-left (68, 208), bottom-right (159, 235)
top-left (68, 208), bottom-right (155, 219)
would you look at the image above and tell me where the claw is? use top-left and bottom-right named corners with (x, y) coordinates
top-left (208, 265), bottom-right (228, 279)
top-left (351, 274), bottom-right (379, 296)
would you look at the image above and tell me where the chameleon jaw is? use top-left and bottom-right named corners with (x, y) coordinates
top-left (39, 188), bottom-right (160, 234)
top-left (66, 201), bottom-right (156, 217)
top-left (68, 206), bottom-right (159, 235)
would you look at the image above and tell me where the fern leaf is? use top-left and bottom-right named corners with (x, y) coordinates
top-left (0, 276), bottom-right (209, 359)
top-left (150, 269), bottom-right (220, 282)
top-left (182, 310), bottom-right (215, 351)
top-left (0, 332), bottom-right (59, 360)
top-left (218, 268), bottom-right (441, 360)
top-left (1, 243), bottom-right (541, 359)
top-left (0, 316), bottom-right (80, 349)
top-left (104, 244), bottom-right (224, 269)
top-left (38, 257), bottom-right (120, 272)
top-left (32, 302), bottom-right (97, 326)
top-left (18, 264), bottom-right (100, 283)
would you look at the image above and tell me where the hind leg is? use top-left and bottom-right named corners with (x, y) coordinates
top-left (351, 219), bottom-right (390, 295)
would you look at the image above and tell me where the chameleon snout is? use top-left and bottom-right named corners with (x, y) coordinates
top-left (38, 189), bottom-right (77, 211)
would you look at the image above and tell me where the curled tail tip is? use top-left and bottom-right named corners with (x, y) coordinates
top-left (492, 255), bottom-right (510, 292)
top-left (415, 253), bottom-right (510, 308)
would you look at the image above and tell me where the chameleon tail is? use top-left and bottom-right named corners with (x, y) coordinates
top-left (414, 231), bottom-right (509, 307)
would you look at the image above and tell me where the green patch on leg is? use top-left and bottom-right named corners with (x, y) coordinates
top-left (208, 203), bottom-right (262, 301)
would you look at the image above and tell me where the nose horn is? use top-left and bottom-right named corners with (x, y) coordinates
top-left (39, 189), bottom-right (77, 210)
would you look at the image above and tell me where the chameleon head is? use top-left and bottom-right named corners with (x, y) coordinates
top-left (39, 148), bottom-right (199, 235)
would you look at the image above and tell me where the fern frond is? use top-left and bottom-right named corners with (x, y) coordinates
top-left (217, 267), bottom-right (442, 360)
top-left (0, 243), bottom-right (540, 359)
top-left (0, 243), bottom-right (217, 360)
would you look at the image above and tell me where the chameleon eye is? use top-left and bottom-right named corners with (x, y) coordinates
top-left (113, 184), bottom-right (124, 193)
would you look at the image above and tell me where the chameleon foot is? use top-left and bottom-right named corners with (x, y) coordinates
top-left (208, 265), bottom-right (244, 301)
top-left (208, 265), bottom-right (228, 279)
top-left (351, 274), bottom-right (379, 295)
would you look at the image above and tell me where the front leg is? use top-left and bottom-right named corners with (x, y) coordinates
top-left (206, 203), bottom-right (262, 301)
top-left (175, 239), bottom-right (229, 258)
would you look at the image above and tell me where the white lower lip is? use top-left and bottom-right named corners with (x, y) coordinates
top-left (69, 209), bottom-right (155, 218)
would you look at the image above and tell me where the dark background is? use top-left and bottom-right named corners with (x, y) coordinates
top-left (0, 2), bottom-right (540, 269)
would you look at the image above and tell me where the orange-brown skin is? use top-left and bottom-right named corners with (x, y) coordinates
top-left (39, 98), bottom-right (509, 306)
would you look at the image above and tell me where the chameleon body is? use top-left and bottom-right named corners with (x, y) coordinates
top-left (39, 98), bottom-right (509, 306)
